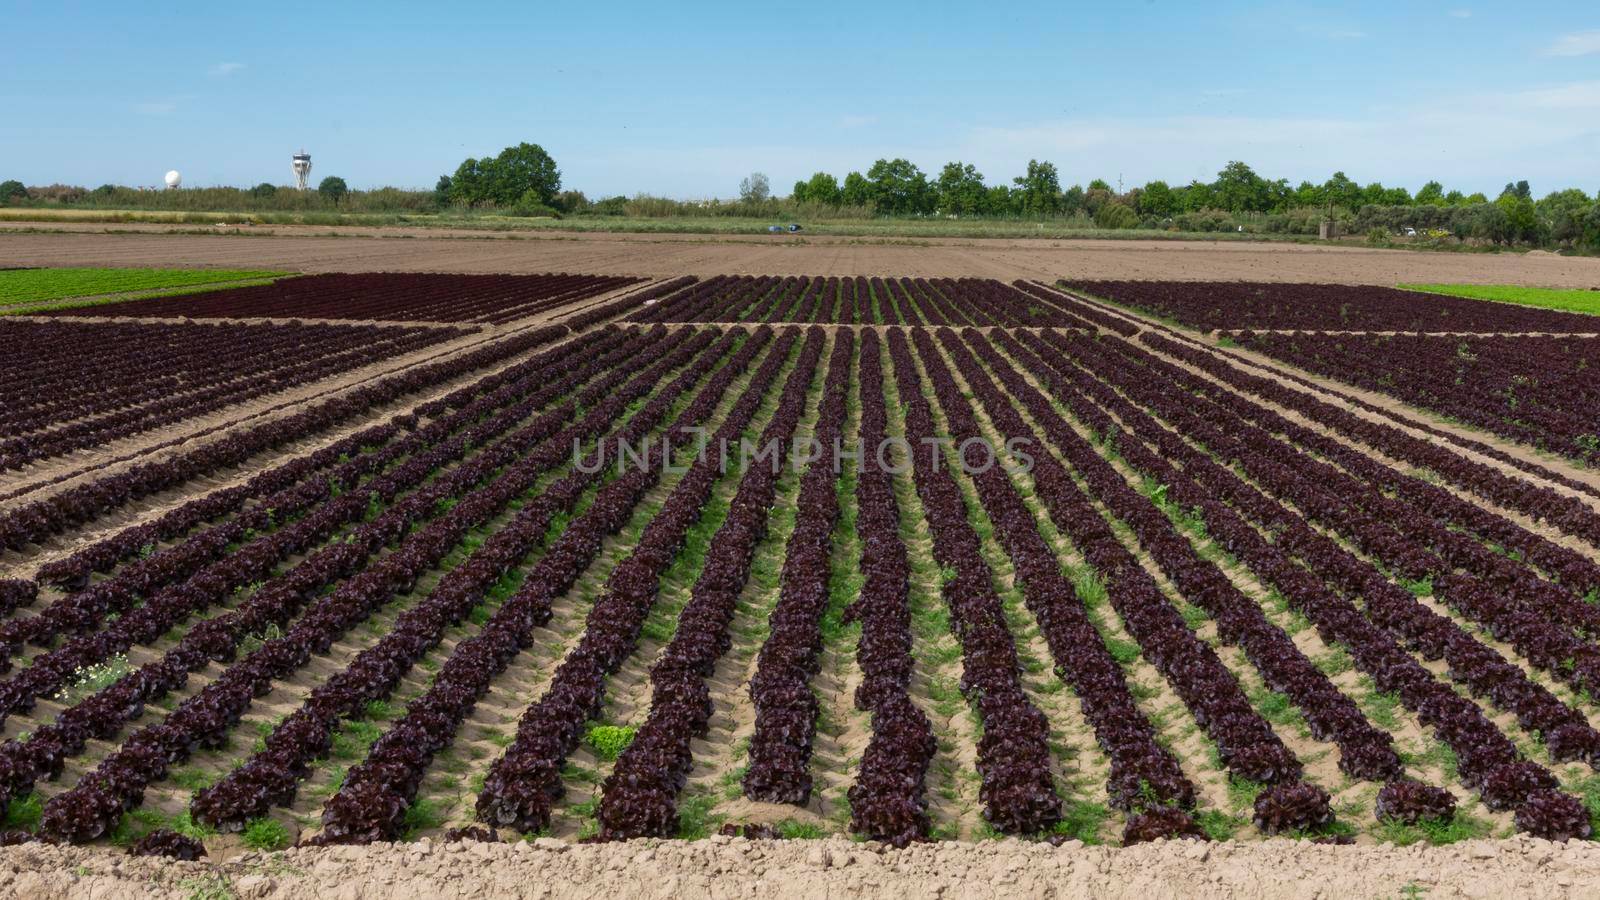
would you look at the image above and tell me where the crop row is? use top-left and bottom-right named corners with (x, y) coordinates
top-left (0, 326), bottom-right (639, 686)
top-left (21, 324), bottom-right (720, 842)
top-left (885, 328), bottom-right (1063, 833)
top-left (627, 275), bottom-right (1090, 327)
top-left (9, 327), bottom-right (640, 678)
top-left (26, 325), bottom-right (630, 593)
top-left (189, 327), bottom-right (745, 833)
top-left (0, 326), bottom-right (678, 741)
top-left (1065, 281), bottom-right (1600, 334)
top-left (0, 324), bottom-right (573, 553)
top-left (43, 272), bottom-right (643, 324)
top-left (1233, 331), bottom-right (1600, 464)
top-left (7, 290), bottom-right (1600, 851)
top-left (961, 328), bottom-right (1401, 781)
top-left (741, 330), bottom-right (855, 804)
top-left (465, 327), bottom-right (801, 835)
top-left (314, 326), bottom-right (774, 843)
top-left (595, 328), bottom-right (829, 838)
top-left (922, 327), bottom-right (1355, 837)
top-left (1180, 330), bottom-right (1600, 508)
top-left (1138, 332), bottom-right (1600, 574)
top-left (1071, 331), bottom-right (1600, 727)
top-left (841, 328), bottom-right (936, 846)
top-left (0, 320), bottom-right (464, 471)
top-left (1115, 336), bottom-right (1600, 641)
top-left (560, 276), bottom-right (699, 330)
top-left (1028, 328), bottom-right (1593, 837)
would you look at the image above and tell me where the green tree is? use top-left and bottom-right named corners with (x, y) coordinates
top-left (841, 171), bottom-right (872, 208)
top-left (1502, 180), bottom-right (1532, 201)
top-left (1293, 180), bottom-right (1324, 208)
top-left (433, 175), bottom-right (452, 206)
top-left (446, 143), bottom-right (561, 207)
top-left (1322, 171), bottom-right (1360, 209)
top-left (447, 158), bottom-right (485, 206)
top-left (1358, 181), bottom-right (1389, 207)
top-left (487, 142), bottom-right (561, 206)
top-left (866, 158), bottom-right (932, 214)
top-left (1495, 192), bottom-right (1540, 244)
top-left (1415, 181), bottom-right (1445, 205)
top-left (1013, 160), bottom-right (1062, 215)
top-left (1581, 203), bottom-right (1600, 252)
top-left (317, 176), bottom-right (348, 203)
top-left (800, 172), bottom-right (842, 205)
top-left (1381, 185), bottom-right (1412, 205)
top-left (94, 183), bottom-right (117, 197)
top-left (936, 161), bottom-right (987, 216)
top-left (1060, 184), bottom-right (1086, 215)
top-left (738, 172), bottom-right (770, 204)
top-left (985, 184), bottom-right (1016, 215)
top-left (1213, 160), bottom-right (1268, 212)
top-left (1535, 188), bottom-right (1590, 243)
top-left (1180, 180), bottom-right (1216, 211)
top-left (0, 180), bottom-right (26, 204)
top-left (1444, 189), bottom-right (1466, 205)
top-left (1265, 178), bottom-right (1293, 212)
top-left (1138, 180), bottom-right (1176, 217)
top-left (249, 182), bottom-right (277, 199)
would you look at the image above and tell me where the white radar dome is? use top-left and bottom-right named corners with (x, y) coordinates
top-left (164, 170), bottom-right (182, 188)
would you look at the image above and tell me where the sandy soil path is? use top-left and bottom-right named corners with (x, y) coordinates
top-left (5, 227), bottom-right (1600, 285)
top-left (5, 836), bottom-right (1598, 899)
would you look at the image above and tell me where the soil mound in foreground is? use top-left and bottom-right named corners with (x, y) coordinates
top-left (4, 836), bottom-right (1597, 899)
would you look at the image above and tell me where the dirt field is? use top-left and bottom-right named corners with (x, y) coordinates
top-left (6, 835), bottom-right (1600, 899)
top-left (4, 225), bottom-right (1600, 285)
top-left (5, 248), bottom-right (1600, 896)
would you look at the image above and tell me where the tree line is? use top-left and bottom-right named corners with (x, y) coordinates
top-left (775, 158), bottom-right (1598, 248)
top-left (7, 144), bottom-right (1599, 251)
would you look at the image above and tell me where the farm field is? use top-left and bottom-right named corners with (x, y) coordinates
top-left (38, 272), bottom-right (643, 323)
top-left (1, 265), bottom-right (1600, 894)
top-left (1400, 284), bottom-right (1600, 317)
top-left (0, 267), bottom-right (286, 307)
top-left (7, 226), bottom-right (1600, 285)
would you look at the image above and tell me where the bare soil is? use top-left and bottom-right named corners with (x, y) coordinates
top-left (5, 835), bottom-right (1598, 899)
top-left (5, 227), bottom-right (1600, 285)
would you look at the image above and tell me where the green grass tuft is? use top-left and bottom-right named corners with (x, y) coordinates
top-left (241, 818), bottom-right (291, 851)
top-left (583, 724), bottom-right (637, 761)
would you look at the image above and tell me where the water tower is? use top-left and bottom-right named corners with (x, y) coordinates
top-left (292, 150), bottom-right (313, 191)
top-left (164, 170), bottom-right (182, 189)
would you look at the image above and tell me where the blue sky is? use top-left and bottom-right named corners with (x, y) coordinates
top-left (4, 1), bottom-right (1597, 198)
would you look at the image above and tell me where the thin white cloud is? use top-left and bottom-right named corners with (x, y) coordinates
top-left (209, 62), bottom-right (246, 77)
top-left (1449, 9), bottom-right (1472, 18)
top-left (956, 80), bottom-right (1600, 191)
top-left (1296, 23), bottom-right (1367, 40)
top-left (1505, 80), bottom-right (1600, 109)
top-left (133, 99), bottom-right (178, 116)
top-left (1543, 30), bottom-right (1600, 57)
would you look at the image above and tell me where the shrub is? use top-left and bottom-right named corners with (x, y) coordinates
top-left (1095, 202), bottom-right (1139, 230)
